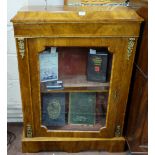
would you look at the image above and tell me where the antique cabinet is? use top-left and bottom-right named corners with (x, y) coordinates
top-left (11, 5), bottom-right (143, 152)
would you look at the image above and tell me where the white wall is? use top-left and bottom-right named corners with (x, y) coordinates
top-left (7, 0), bottom-right (28, 122)
top-left (28, 0), bottom-right (64, 6)
top-left (7, 0), bottom-right (64, 122)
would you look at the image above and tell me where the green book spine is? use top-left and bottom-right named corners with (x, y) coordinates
top-left (69, 92), bottom-right (96, 125)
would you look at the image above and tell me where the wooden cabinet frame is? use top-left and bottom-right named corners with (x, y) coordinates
top-left (12, 5), bottom-right (143, 152)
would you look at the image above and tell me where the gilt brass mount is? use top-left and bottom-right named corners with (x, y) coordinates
top-left (26, 124), bottom-right (32, 138)
top-left (17, 38), bottom-right (25, 59)
top-left (115, 125), bottom-right (121, 137)
top-left (127, 37), bottom-right (135, 60)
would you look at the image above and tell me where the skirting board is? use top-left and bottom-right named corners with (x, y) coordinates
top-left (22, 132), bottom-right (125, 153)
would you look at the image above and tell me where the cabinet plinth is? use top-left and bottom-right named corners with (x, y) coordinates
top-left (11, 5), bottom-right (143, 153)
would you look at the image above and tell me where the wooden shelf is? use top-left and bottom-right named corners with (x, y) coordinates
top-left (44, 120), bottom-right (106, 131)
top-left (43, 113), bottom-right (106, 131)
top-left (41, 75), bottom-right (109, 93)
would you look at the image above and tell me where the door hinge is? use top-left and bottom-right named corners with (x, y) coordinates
top-left (115, 125), bottom-right (121, 137)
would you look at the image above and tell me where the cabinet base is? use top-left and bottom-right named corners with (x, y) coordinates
top-left (22, 135), bottom-right (126, 153)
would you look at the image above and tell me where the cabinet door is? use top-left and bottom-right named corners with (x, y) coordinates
top-left (26, 37), bottom-right (137, 138)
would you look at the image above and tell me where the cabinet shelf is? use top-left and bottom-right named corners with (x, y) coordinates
top-left (41, 75), bottom-right (109, 93)
top-left (44, 121), bottom-right (106, 131)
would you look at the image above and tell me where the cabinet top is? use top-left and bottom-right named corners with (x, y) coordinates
top-left (11, 5), bottom-right (143, 24)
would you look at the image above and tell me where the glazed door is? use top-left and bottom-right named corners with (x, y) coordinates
top-left (27, 37), bottom-right (136, 138)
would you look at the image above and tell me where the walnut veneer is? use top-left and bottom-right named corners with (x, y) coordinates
top-left (11, 5), bottom-right (143, 153)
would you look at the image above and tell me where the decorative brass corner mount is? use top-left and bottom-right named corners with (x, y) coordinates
top-left (17, 38), bottom-right (25, 59)
top-left (26, 124), bottom-right (32, 138)
top-left (115, 125), bottom-right (121, 137)
top-left (127, 37), bottom-right (136, 60)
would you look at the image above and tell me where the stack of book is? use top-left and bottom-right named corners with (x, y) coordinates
top-left (45, 80), bottom-right (64, 90)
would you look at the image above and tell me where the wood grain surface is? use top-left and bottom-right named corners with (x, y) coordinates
top-left (12, 5), bottom-right (143, 152)
top-left (11, 6), bottom-right (143, 23)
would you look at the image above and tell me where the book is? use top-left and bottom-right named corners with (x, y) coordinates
top-left (69, 92), bottom-right (96, 125)
top-left (45, 80), bottom-right (64, 90)
top-left (39, 47), bottom-right (58, 82)
top-left (42, 93), bottom-right (65, 126)
top-left (87, 49), bottom-right (108, 82)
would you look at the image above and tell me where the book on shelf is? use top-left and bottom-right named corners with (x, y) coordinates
top-left (45, 80), bottom-right (64, 90)
top-left (69, 92), bottom-right (96, 125)
top-left (42, 93), bottom-right (65, 126)
top-left (39, 47), bottom-right (58, 82)
top-left (87, 49), bottom-right (108, 82)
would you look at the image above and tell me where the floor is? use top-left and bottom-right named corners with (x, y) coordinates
top-left (7, 123), bottom-right (129, 155)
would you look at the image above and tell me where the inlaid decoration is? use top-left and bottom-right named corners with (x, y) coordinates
top-left (127, 38), bottom-right (136, 60)
top-left (17, 38), bottom-right (25, 59)
top-left (115, 125), bottom-right (121, 137)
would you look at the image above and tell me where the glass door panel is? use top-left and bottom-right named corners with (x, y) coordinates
top-left (39, 47), bottom-right (112, 131)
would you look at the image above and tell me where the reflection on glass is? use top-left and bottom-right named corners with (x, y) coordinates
top-left (39, 47), bottom-right (112, 131)
top-left (41, 92), bottom-right (108, 131)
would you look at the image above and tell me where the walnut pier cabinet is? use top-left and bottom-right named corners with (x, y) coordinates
top-left (11, 6), bottom-right (143, 153)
